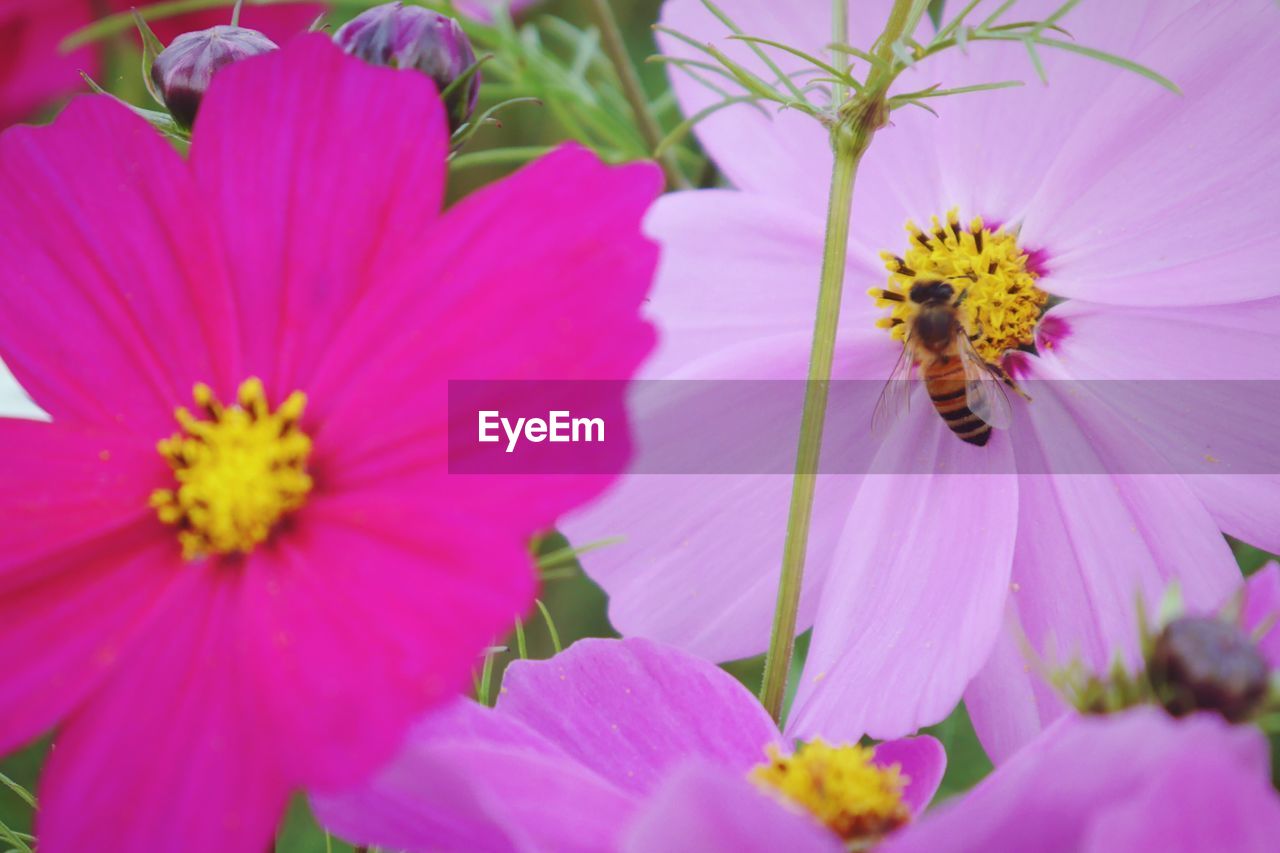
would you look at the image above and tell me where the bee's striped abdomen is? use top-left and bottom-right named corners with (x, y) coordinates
top-left (924, 357), bottom-right (991, 446)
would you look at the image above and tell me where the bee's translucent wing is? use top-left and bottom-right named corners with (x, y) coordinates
top-left (959, 337), bottom-right (1013, 429)
top-left (871, 334), bottom-right (916, 437)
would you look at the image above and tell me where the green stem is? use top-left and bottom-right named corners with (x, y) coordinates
top-left (231, 0), bottom-right (244, 26)
top-left (756, 0), bottom-right (916, 724)
top-left (584, 0), bottom-right (689, 189)
top-left (757, 128), bottom-right (865, 723)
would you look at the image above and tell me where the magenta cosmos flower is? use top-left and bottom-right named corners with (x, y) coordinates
top-left (0, 35), bottom-right (660, 852)
top-left (564, 0), bottom-right (1280, 760)
top-left (882, 707), bottom-right (1280, 853)
top-left (311, 637), bottom-right (946, 852)
top-left (0, 0), bottom-right (320, 127)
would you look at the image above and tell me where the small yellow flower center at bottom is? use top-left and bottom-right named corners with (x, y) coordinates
top-left (150, 377), bottom-right (313, 561)
top-left (749, 740), bottom-right (910, 844)
top-left (871, 209), bottom-right (1048, 364)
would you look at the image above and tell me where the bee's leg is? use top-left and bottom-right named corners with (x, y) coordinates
top-left (990, 362), bottom-right (1032, 401)
top-left (870, 288), bottom-right (905, 303)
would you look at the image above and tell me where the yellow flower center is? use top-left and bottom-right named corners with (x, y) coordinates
top-left (150, 378), bottom-right (313, 560)
top-left (870, 209), bottom-right (1048, 363)
top-left (749, 740), bottom-right (910, 844)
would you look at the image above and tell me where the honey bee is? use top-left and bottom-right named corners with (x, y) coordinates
top-left (872, 279), bottom-right (1024, 446)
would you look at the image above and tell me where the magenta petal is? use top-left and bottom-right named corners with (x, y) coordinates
top-left (240, 487), bottom-right (536, 790)
top-left (36, 571), bottom-right (290, 853)
top-left (312, 701), bottom-right (637, 853)
top-left (496, 637), bottom-right (780, 796)
top-left (622, 761), bottom-right (842, 853)
top-left (787, 408), bottom-right (1019, 742)
top-left (873, 737), bottom-right (946, 816)
top-left (0, 1), bottom-right (94, 128)
top-left (881, 709), bottom-right (1280, 853)
top-left (0, 96), bottom-right (233, 436)
top-left (306, 144), bottom-right (660, 529)
top-left (1243, 564), bottom-right (1280, 668)
top-left (189, 35), bottom-right (449, 394)
top-left (0, 419), bottom-right (176, 753)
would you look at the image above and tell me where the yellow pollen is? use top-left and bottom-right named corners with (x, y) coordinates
top-left (870, 208), bottom-right (1048, 363)
top-left (150, 378), bottom-right (312, 560)
top-left (749, 740), bottom-right (910, 844)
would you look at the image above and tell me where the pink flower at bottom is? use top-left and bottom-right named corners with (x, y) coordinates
top-left (0, 0), bottom-right (321, 128)
top-left (311, 637), bottom-right (946, 852)
top-left (881, 708), bottom-right (1280, 853)
top-left (0, 35), bottom-right (660, 852)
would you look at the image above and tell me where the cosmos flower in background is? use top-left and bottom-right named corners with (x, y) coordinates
top-left (563, 0), bottom-right (1280, 760)
top-left (881, 708), bottom-right (1280, 853)
top-left (311, 638), bottom-right (945, 852)
top-left (0, 0), bottom-right (321, 128)
top-left (0, 34), bottom-right (659, 852)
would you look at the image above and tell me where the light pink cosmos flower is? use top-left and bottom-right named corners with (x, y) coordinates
top-left (454, 0), bottom-right (541, 23)
top-left (564, 0), bottom-right (1280, 760)
top-left (882, 707), bottom-right (1280, 853)
top-left (0, 35), bottom-right (660, 852)
top-left (0, 0), bottom-right (321, 128)
top-left (311, 637), bottom-right (946, 852)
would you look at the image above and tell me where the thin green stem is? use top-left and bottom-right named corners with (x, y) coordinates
top-left (231, 0), bottom-right (244, 26)
top-left (583, 0), bottom-right (689, 189)
top-left (757, 0), bottom-right (916, 725)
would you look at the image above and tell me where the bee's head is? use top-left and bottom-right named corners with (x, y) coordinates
top-left (908, 280), bottom-right (955, 305)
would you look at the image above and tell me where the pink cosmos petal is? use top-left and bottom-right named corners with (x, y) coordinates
top-left (962, 606), bottom-right (1064, 767)
top-left (304, 143), bottom-right (660, 529)
top-left (881, 709), bottom-right (1280, 853)
top-left (0, 419), bottom-right (174, 753)
top-left (312, 701), bottom-right (636, 853)
top-left (496, 637), bottom-right (781, 796)
top-left (965, 355), bottom-right (1241, 761)
top-left (1040, 297), bottom-right (1280, 552)
top-left (240, 485), bottom-right (537, 790)
top-left (37, 570), bottom-right (290, 853)
top-left (1021, 0), bottom-right (1280, 306)
top-left (639, 190), bottom-right (827, 377)
top-left (1080, 743), bottom-right (1280, 853)
top-left (872, 736), bottom-right (946, 817)
top-left (1242, 564), bottom-right (1280, 668)
top-left (787, 406), bottom-right (1019, 743)
top-left (189, 34), bottom-right (448, 395)
top-left (622, 760), bottom-right (843, 853)
top-left (562, 332), bottom-right (897, 661)
top-left (0, 95), bottom-right (232, 437)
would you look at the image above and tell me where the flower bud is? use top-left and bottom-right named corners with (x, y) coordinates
top-left (1148, 616), bottom-right (1270, 723)
top-left (334, 3), bottom-right (480, 132)
top-left (151, 25), bottom-right (278, 129)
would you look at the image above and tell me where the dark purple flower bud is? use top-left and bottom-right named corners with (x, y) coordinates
top-left (1148, 616), bottom-right (1270, 723)
top-left (334, 3), bottom-right (480, 132)
top-left (151, 26), bottom-right (278, 129)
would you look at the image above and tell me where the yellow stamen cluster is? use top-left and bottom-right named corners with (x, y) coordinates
top-left (870, 209), bottom-right (1048, 363)
top-left (151, 378), bottom-right (312, 560)
top-left (750, 740), bottom-right (910, 843)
